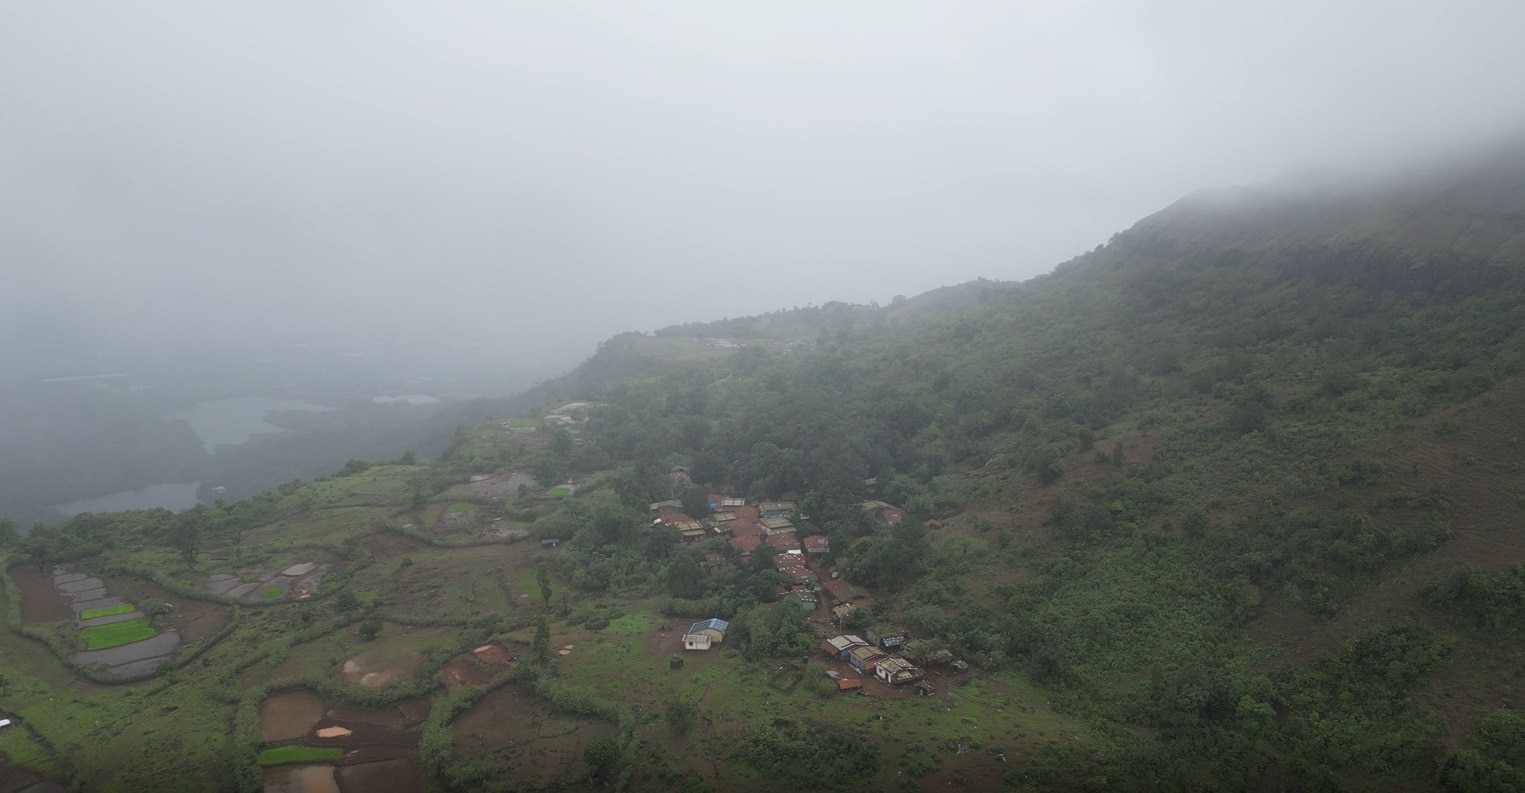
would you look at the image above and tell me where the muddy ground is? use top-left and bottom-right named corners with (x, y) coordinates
top-left (450, 682), bottom-right (614, 788)
top-left (335, 758), bottom-right (421, 793)
top-left (261, 690), bottom-right (327, 742)
top-left (9, 567), bottom-right (72, 623)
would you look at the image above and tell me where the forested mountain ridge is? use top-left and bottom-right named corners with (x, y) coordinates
top-left (4, 146), bottom-right (1525, 791)
top-left (533, 144), bottom-right (1525, 787)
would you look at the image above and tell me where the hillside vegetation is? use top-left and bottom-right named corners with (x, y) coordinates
top-left (3, 144), bottom-right (1525, 791)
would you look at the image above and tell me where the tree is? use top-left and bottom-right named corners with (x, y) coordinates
top-left (664, 548), bottom-right (704, 599)
top-left (167, 514), bottom-right (202, 566)
top-left (536, 562), bottom-right (552, 607)
top-left (583, 736), bottom-right (620, 779)
top-left (359, 619), bottom-right (382, 641)
top-left (680, 484), bottom-right (712, 519)
top-left (532, 614), bottom-right (552, 665)
top-left (666, 697), bottom-right (698, 735)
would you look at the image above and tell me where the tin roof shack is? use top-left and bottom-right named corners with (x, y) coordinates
top-left (759, 518), bottom-right (795, 535)
top-left (831, 603), bottom-right (858, 624)
top-left (821, 634), bottom-right (869, 660)
top-left (683, 618), bottom-right (730, 651)
top-left (874, 657), bottom-right (925, 686)
top-left (864, 627), bottom-right (909, 652)
top-left (802, 535), bottom-right (830, 555)
top-left (837, 677), bottom-right (863, 693)
top-left (759, 501), bottom-right (797, 519)
top-left (786, 588), bottom-right (819, 611)
top-left (846, 644), bottom-right (886, 673)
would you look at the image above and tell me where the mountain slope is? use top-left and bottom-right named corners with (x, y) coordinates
top-left (5, 143), bottom-right (1525, 791)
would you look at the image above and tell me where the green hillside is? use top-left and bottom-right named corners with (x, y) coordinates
top-left (4, 145), bottom-right (1525, 791)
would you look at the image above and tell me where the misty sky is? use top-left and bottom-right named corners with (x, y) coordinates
top-left (4, 1), bottom-right (1524, 366)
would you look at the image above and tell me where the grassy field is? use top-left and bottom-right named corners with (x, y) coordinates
top-left (545, 486), bottom-right (571, 498)
top-left (259, 585), bottom-right (285, 599)
top-left (256, 745), bottom-right (342, 766)
top-left (79, 603), bottom-right (135, 621)
top-left (447, 502), bottom-right (480, 513)
top-left (506, 418), bottom-right (540, 428)
top-left (77, 618), bottom-right (155, 650)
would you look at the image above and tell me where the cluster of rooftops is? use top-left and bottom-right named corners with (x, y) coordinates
top-left (821, 631), bottom-right (925, 687)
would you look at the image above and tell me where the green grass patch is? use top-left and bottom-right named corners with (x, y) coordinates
top-left (257, 745), bottom-right (343, 766)
top-left (546, 486), bottom-right (572, 498)
top-left (79, 603), bottom-right (135, 621)
top-left (78, 618), bottom-right (155, 650)
top-left (259, 585), bottom-right (286, 599)
top-left (506, 418), bottom-right (540, 428)
top-left (447, 502), bottom-right (480, 513)
top-left (603, 613), bottom-right (653, 635)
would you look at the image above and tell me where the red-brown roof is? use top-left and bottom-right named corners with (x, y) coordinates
top-left (767, 533), bottom-right (801, 549)
top-left (822, 578), bottom-right (851, 594)
top-left (803, 535), bottom-right (830, 553)
top-left (728, 534), bottom-right (761, 553)
top-left (659, 512), bottom-right (696, 525)
top-left (837, 678), bottom-right (863, 691)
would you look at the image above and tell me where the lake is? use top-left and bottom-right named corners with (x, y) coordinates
top-left (56, 482), bottom-right (202, 517)
top-left (169, 397), bottom-right (335, 453)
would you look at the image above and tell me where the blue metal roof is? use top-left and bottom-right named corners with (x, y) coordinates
top-left (687, 618), bottom-right (729, 633)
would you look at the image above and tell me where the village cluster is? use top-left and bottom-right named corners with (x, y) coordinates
top-left (651, 488), bottom-right (937, 692)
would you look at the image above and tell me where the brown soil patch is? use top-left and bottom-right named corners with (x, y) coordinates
top-left (472, 643), bottom-right (513, 663)
top-left (451, 682), bottom-right (617, 785)
top-left (309, 720), bottom-right (413, 747)
top-left (9, 567), bottom-right (72, 623)
top-left (441, 644), bottom-right (516, 690)
top-left (396, 698), bottom-right (432, 726)
top-left (341, 650), bottom-right (421, 688)
top-left (171, 597), bottom-right (230, 643)
top-left (359, 531), bottom-right (426, 558)
top-left (261, 690), bottom-right (326, 742)
top-left (335, 758), bottom-right (421, 793)
top-left (263, 765), bottom-right (339, 793)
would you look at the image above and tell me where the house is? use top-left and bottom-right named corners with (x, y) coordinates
top-left (786, 588), bottom-right (818, 610)
top-left (683, 618), bottom-right (730, 651)
top-left (720, 497), bottom-right (746, 508)
top-left (759, 518), bottom-right (795, 535)
top-left (766, 533), bottom-right (800, 551)
top-left (837, 677), bottom-right (863, 692)
top-left (778, 565), bottom-right (817, 585)
top-left (803, 535), bottom-right (830, 555)
top-left (773, 550), bottom-right (804, 567)
top-left (823, 579), bottom-right (871, 603)
top-left (874, 657), bottom-right (925, 686)
top-left (846, 644), bottom-right (885, 672)
top-left (759, 501), bottom-right (797, 519)
top-left (831, 603), bottom-right (857, 623)
top-left (728, 534), bottom-right (762, 555)
top-left (865, 627), bottom-right (909, 652)
top-left (822, 634), bottom-right (869, 659)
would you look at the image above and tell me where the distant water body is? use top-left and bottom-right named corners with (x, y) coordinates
top-left (57, 482), bottom-right (201, 517)
top-left (170, 396), bottom-right (334, 453)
